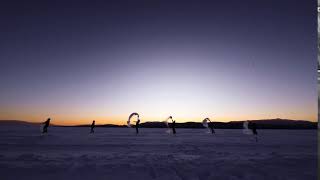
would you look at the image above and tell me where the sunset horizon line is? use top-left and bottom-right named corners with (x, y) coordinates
top-left (0, 118), bottom-right (316, 126)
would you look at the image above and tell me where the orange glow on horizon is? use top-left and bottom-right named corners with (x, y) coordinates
top-left (0, 113), bottom-right (316, 126)
top-left (0, 103), bottom-right (317, 126)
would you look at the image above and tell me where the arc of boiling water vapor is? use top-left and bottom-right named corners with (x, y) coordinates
top-left (202, 118), bottom-right (213, 134)
top-left (242, 121), bottom-right (253, 135)
top-left (202, 118), bottom-right (211, 128)
top-left (127, 112), bottom-right (139, 128)
top-left (163, 116), bottom-right (173, 133)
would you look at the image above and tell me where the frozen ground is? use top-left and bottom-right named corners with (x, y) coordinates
top-left (0, 125), bottom-right (317, 180)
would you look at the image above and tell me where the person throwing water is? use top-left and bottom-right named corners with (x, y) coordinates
top-left (135, 116), bottom-right (140, 134)
top-left (243, 120), bottom-right (258, 142)
top-left (202, 118), bottom-right (215, 134)
top-left (42, 118), bottom-right (51, 134)
top-left (127, 112), bottom-right (140, 134)
top-left (250, 121), bottom-right (258, 142)
top-left (207, 118), bottom-right (215, 134)
top-left (90, 120), bottom-right (95, 133)
top-left (171, 116), bottom-right (176, 135)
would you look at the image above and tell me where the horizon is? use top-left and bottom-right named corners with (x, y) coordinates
top-left (0, 117), bottom-right (316, 126)
top-left (0, 0), bottom-right (317, 125)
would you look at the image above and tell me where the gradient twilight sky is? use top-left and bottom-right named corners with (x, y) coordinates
top-left (0, 0), bottom-right (317, 125)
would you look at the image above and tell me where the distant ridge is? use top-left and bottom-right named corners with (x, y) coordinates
top-left (0, 119), bottom-right (317, 129)
top-left (0, 120), bottom-right (53, 126)
top-left (0, 120), bottom-right (40, 126)
top-left (138, 119), bottom-right (317, 129)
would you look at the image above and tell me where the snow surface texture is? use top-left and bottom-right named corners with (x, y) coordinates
top-left (0, 125), bottom-right (316, 180)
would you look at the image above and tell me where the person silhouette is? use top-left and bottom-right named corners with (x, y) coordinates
top-left (42, 118), bottom-right (51, 134)
top-left (171, 119), bottom-right (176, 135)
top-left (90, 120), bottom-right (95, 133)
top-left (251, 122), bottom-right (258, 142)
top-left (208, 121), bottom-right (215, 134)
top-left (135, 117), bottom-right (140, 134)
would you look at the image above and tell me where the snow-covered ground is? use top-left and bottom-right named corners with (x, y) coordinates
top-left (0, 125), bottom-right (317, 180)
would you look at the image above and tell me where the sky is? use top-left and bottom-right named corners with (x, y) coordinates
top-left (0, 0), bottom-right (317, 125)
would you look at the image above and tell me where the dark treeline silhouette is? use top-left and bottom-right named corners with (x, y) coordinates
top-left (135, 120), bottom-right (316, 129)
top-left (1, 119), bottom-right (317, 129)
top-left (59, 119), bottom-right (317, 129)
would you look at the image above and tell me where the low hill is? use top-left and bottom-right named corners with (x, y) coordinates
top-left (0, 120), bottom-right (39, 126)
top-left (138, 119), bottom-right (317, 129)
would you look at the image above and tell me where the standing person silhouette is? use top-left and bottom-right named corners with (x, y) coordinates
top-left (171, 118), bottom-right (176, 135)
top-left (42, 118), bottom-right (51, 134)
top-left (208, 120), bottom-right (215, 134)
top-left (251, 122), bottom-right (258, 142)
top-left (90, 120), bottom-right (95, 133)
top-left (135, 116), bottom-right (140, 134)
